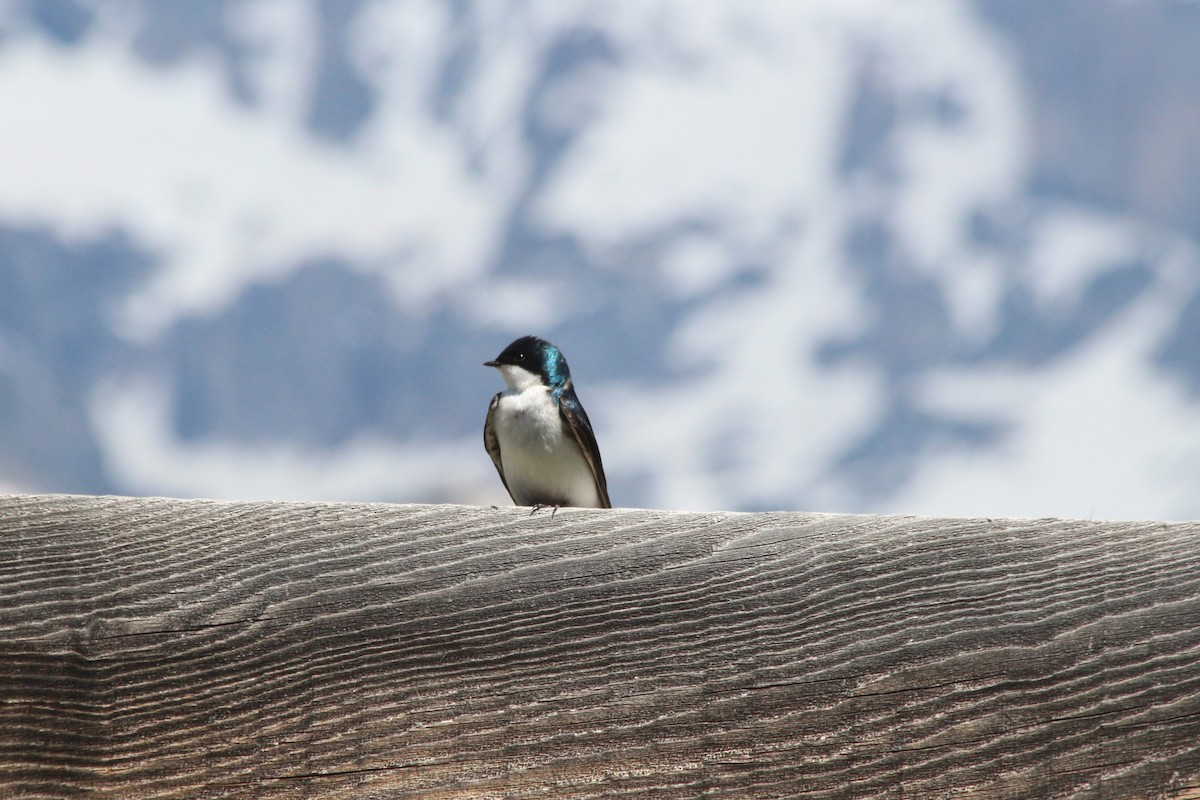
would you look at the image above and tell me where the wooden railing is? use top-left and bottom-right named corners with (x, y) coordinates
top-left (2, 493), bottom-right (1200, 798)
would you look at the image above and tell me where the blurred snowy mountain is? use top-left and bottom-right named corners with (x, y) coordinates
top-left (1, 0), bottom-right (1198, 519)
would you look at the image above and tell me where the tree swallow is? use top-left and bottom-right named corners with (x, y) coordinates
top-left (483, 335), bottom-right (611, 509)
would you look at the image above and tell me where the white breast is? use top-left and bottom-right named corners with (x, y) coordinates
top-left (492, 385), bottom-right (602, 508)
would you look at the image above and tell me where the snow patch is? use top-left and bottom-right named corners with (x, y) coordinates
top-left (90, 378), bottom-right (505, 504)
top-left (0, 33), bottom-right (501, 340)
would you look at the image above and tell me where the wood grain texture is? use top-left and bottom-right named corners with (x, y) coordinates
top-left (2, 494), bottom-right (1200, 798)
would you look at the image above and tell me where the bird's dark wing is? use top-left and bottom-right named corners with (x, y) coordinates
top-left (483, 392), bottom-right (515, 503)
top-left (558, 383), bottom-right (612, 508)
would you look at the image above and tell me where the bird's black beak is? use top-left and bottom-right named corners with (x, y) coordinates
top-left (483, 360), bottom-right (499, 368)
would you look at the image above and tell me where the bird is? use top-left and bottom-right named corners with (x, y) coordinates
top-left (483, 335), bottom-right (611, 509)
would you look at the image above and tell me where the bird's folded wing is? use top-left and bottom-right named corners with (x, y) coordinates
top-left (483, 393), bottom-right (514, 502)
top-left (559, 389), bottom-right (612, 508)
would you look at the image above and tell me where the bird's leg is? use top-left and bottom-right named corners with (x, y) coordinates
top-left (529, 503), bottom-right (561, 518)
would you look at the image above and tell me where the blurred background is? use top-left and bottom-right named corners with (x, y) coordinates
top-left (1, 0), bottom-right (1199, 519)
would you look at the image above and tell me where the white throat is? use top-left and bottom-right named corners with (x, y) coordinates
top-left (495, 364), bottom-right (544, 392)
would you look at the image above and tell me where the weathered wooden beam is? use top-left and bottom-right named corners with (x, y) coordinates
top-left (2, 494), bottom-right (1200, 798)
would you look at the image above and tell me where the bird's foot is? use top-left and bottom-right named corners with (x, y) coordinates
top-left (529, 503), bottom-right (560, 518)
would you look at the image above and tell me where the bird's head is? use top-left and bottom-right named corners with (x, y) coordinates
top-left (485, 335), bottom-right (571, 392)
